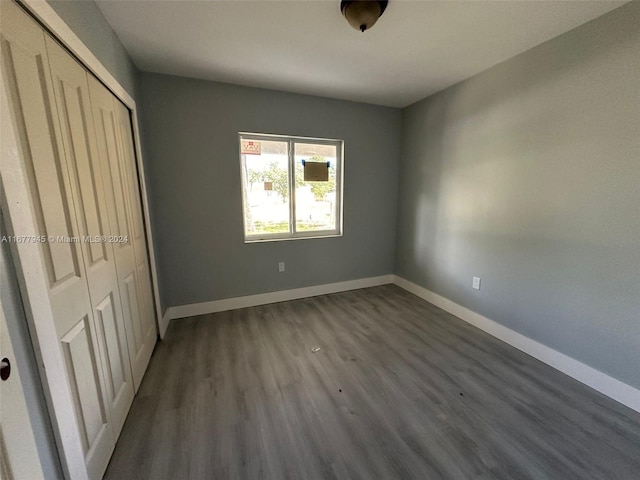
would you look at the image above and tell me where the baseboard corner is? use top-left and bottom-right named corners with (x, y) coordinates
top-left (391, 275), bottom-right (640, 414)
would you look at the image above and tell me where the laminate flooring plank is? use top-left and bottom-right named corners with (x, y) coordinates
top-left (104, 285), bottom-right (640, 480)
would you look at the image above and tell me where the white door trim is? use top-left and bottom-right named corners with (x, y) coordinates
top-left (0, 278), bottom-right (46, 480)
top-left (20, 0), bottom-right (164, 338)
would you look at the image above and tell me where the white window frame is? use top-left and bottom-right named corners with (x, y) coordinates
top-left (239, 132), bottom-right (344, 242)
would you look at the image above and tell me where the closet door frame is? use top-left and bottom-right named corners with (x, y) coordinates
top-left (18, 0), bottom-right (165, 338)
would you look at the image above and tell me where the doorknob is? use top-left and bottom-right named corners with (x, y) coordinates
top-left (0, 358), bottom-right (10, 380)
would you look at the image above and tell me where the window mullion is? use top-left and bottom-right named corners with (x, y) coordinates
top-left (289, 139), bottom-right (296, 235)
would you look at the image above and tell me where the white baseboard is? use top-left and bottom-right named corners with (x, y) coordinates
top-left (392, 275), bottom-right (640, 414)
top-left (160, 272), bottom-right (639, 413)
top-left (165, 275), bottom-right (394, 322)
top-left (159, 309), bottom-right (170, 339)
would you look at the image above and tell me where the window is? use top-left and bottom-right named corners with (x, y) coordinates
top-left (239, 133), bottom-right (343, 241)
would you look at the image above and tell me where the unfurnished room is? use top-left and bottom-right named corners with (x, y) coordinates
top-left (0, 0), bottom-right (639, 479)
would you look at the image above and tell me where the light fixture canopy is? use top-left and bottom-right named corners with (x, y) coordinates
top-left (340, 0), bottom-right (388, 33)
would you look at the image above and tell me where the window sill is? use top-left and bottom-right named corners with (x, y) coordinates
top-left (244, 232), bottom-right (343, 243)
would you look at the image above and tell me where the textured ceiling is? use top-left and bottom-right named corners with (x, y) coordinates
top-left (96, 0), bottom-right (626, 107)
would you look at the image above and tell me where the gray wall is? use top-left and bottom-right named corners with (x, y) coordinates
top-left (46, 0), bottom-right (138, 98)
top-left (395, 2), bottom-right (640, 389)
top-left (138, 73), bottom-right (401, 309)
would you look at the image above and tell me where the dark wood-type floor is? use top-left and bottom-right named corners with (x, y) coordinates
top-left (104, 285), bottom-right (640, 479)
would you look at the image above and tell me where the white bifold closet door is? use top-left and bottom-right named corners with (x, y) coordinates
top-left (88, 75), bottom-right (156, 390)
top-left (46, 33), bottom-right (137, 439)
top-left (0, 2), bottom-right (156, 479)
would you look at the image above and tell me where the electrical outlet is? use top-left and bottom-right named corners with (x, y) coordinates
top-left (472, 277), bottom-right (481, 290)
top-left (278, 261), bottom-right (285, 273)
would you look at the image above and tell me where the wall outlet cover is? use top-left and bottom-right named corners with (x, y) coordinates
top-left (472, 277), bottom-right (481, 290)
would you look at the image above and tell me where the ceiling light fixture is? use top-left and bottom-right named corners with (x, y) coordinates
top-left (340, 1), bottom-right (388, 33)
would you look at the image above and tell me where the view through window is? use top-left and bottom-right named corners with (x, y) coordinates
top-left (239, 133), bottom-right (343, 241)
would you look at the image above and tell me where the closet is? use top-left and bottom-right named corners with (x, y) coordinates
top-left (1, 2), bottom-right (156, 479)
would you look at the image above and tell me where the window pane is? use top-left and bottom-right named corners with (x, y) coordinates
top-left (242, 139), bottom-right (290, 236)
top-left (294, 142), bottom-right (338, 233)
